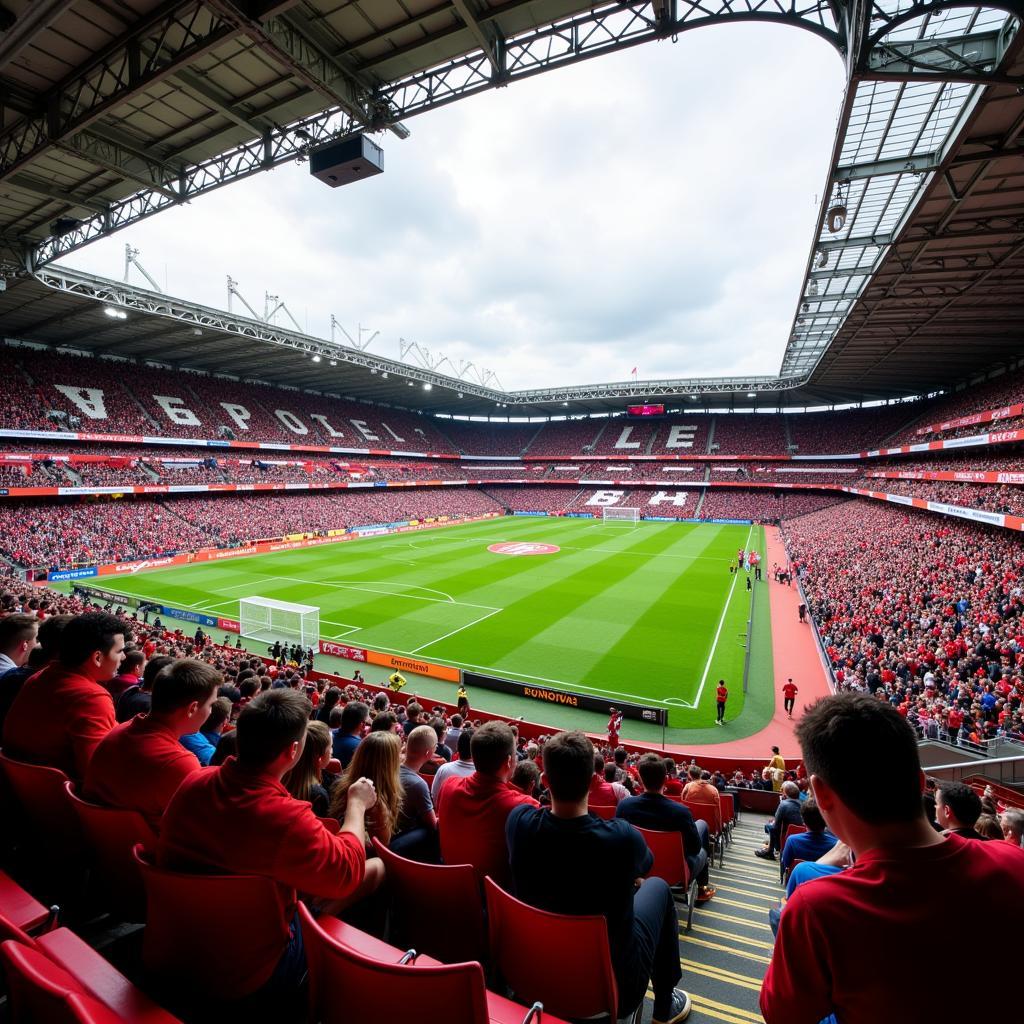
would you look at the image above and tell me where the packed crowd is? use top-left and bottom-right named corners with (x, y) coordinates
top-left (786, 404), bottom-right (919, 453)
top-left (856, 479), bottom-right (1024, 517)
top-left (784, 501), bottom-right (1024, 746)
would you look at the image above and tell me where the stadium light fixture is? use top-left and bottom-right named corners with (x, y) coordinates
top-left (381, 372), bottom-right (388, 379)
top-left (103, 307), bottom-right (127, 319)
top-left (747, 392), bottom-right (757, 399)
top-left (408, 381), bottom-right (414, 387)
top-left (423, 383), bottom-right (432, 390)
top-left (329, 360), bottom-right (337, 367)
top-left (457, 392), bottom-right (463, 399)
top-left (312, 355), bottom-right (321, 362)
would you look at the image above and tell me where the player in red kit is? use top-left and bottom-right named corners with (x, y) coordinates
top-left (715, 680), bottom-right (728, 725)
top-left (607, 707), bottom-right (623, 749)
top-left (782, 678), bottom-right (799, 719)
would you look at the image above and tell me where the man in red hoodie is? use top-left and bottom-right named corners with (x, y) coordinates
top-left (436, 721), bottom-right (537, 887)
top-left (157, 688), bottom-right (381, 997)
top-left (2, 612), bottom-right (126, 781)
top-left (84, 658), bottom-right (218, 831)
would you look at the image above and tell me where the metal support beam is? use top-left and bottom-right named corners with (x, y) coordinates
top-left (0, 0), bottom-right (78, 71)
top-left (866, 30), bottom-right (1008, 82)
top-left (171, 68), bottom-right (271, 135)
top-left (451, 0), bottom-right (504, 76)
top-left (8, 173), bottom-right (110, 214)
top-left (0, 1), bottom-right (238, 187)
top-left (817, 233), bottom-right (892, 251)
top-left (835, 153), bottom-right (939, 181)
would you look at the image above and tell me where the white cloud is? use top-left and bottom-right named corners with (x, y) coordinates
top-left (61, 24), bottom-right (845, 390)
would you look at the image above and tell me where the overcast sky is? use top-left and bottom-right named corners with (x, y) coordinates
top-left (61, 24), bottom-right (845, 391)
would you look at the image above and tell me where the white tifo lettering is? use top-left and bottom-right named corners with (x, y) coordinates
top-left (648, 491), bottom-right (688, 507)
top-left (613, 427), bottom-right (640, 450)
top-left (665, 425), bottom-right (697, 449)
top-left (221, 403), bottom-right (252, 431)
top-left (310, 414), bottom-right (344, 438)
top-left (586, 490), bottom-right (625, 506)
top-left (275, 410), bottom-right (308, 435)
top-left (154, 395), bottom-right (201, 426)
top-left (382, 422), bottom-right (405, 443)
top-left (351, 419), bottom-right (380, 442)
top-left (54, 385), bottom-right (108, 420)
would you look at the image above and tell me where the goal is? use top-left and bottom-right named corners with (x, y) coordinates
top-left (602, 507), bottom-right (640, 526)
top-left (239, 597), bottom-right (320, 649)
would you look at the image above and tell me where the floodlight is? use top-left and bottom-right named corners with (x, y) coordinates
top-left (312, 355), bottom-right (321, 362)
top-left (826, 204), bottom-right (846, 233)
top-left (747, 392), bottom-right (757, 399)
top-left (329, 360), bottom-right (337, 367)
top-left (457, 393), bottom-right (463, 399)
top-left (408, 381), bottom-right (414, 387)
top-left (423, 383), bottom-right (432, 391)
top-left (103, 307), bottom-right (127, 319)
top-left (381, 372), bottom-right (388, 378)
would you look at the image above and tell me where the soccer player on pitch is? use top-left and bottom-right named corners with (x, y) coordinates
top-left (715, 680), bottom-right (728, 725)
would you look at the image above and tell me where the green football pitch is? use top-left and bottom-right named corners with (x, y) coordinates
top-left (100, 517), bottom-right (772, 733)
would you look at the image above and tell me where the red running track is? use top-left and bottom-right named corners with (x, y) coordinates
top-left (664, 526), bottom-right (832, 762)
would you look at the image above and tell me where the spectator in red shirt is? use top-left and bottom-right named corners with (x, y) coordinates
top-left (436, 721), bottom-right (538, 886)
top-left (157, 689), bottom-right (382, 997)
top-left (2, 612), bottom-right (127, 781)
top-left (663, 759), bottom-right (684, 796)
top-left (715, 681), bottom-right (728, 725)
top-left (84, 658), bottom-right (218, 830)
top-left (589, 752), bottom-right (622, 807)
top-left (781, 678), bottom-right (799, 719)
top-left (761, 693), bottom-right (1024, 1024)
top-left (106, 648), bottom-right (145, 703)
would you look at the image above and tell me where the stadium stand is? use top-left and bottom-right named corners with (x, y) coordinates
top-left (711, 415), bottom-right (788, 455)
top-left (785, 405), bottom-right (920, 453)
top-left (785, 501), bottom-right (1024, 746)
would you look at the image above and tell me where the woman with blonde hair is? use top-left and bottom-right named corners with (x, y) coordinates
top-left (283, 719), bottom-right (333, 816)
top-left (329, 730), bottom-right (403, 846)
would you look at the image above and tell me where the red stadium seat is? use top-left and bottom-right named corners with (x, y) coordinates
top-left (132, 845), bottom-right (288, 999)
top-left (719, 792), bottom-right (736, 841)
top-left (1, 940), bottom-right (121, 1024)
top-left (780, 824), bottom-right (809, 882)
top-left (64, 782), bottom-right (156, 922)
top-left (589, 804), bottom-right (617, 820)
top-left (0, 870), bottom-right (56, 934)
top-left (0, 925), bottom-right (179, 1024)
top-left (682, 799), bottom-right (725, 867)
top-left (371, 837), bottom-right (486, 964)
top-left (484, 876), bottom-right (639, 1023)
top-left (633, 826), bottom-right (699, 931)
top-left (0, 753), bottom-right (83, 855)
top-left (297, 903), bottom-right (549, 1024)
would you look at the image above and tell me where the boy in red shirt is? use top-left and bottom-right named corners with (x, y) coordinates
top-left (157, 689), bottom-right (382, 997)
top-left (84, 658), bottom-right (219, 830)
top-left (715, 680), bottom-right (728, 725)
top-left (781, 678), bottom-right (798, 719)
top-left (2, 612), bottom-right (126, 781)
top-left (762, 693), bottom-right (1024, 1024)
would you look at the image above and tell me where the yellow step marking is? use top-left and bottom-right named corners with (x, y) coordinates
top-left (681, 935), bottom-right (772, 965)
top-left (699, 909), bottom-right (772, 931)
top-left (690, 924), bottom-right (775, 951)
top-left (680, 960), bottom-right (763, 993)
top-left (708, 894), bottom-right (774, 913)
top-left (691, 994), bottom-right (766, 1022)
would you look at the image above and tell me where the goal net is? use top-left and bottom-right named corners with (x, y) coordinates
top-left (602, 507), bottom-right (640, 526)
top-left (239, 597), bottom-right (320, 649)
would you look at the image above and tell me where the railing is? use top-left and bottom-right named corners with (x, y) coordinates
top-left (923, 755), bottom-right (1024, 788)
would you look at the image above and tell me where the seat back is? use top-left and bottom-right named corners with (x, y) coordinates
top-left (719, 793), bottom-right (735, 826)
top-left (484, 876), bottom-right (619, 1021)
top-left (65, 783), bottom-right (156, 922)
top-left (0, 939), bottom-right (122, 1024)
top-left (589, 804), bottom-right (617, 820)
top-left (297, 904), bottom-right (489, 1024)
top-left (782, 823), bottom-right (808, 848)
top-left (132, 846), bottom-right (288, 998)
top-left (0, 753), bottom-right (82, 851)
top-left (633, 826), bottom-right (689, 888)
top-left (682, 799), bottom-right (722, 835)
top-left (371, 838), bottom-right (485, 964)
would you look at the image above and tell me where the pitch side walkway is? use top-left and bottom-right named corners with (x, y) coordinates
top-left (665, 527), bottom-right (832, 762)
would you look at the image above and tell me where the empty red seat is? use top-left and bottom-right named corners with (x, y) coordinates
top-left (297, 904), bottom-right (551, 1024)
top-left (0, 870), bottom-right (55, 934)
top-left (372, 837), bottom-right (486, 964)
top-left (0, 752), bottom-right (83, 854)
top-left (681, 799), bottom-right (724, 867)
top-left (589, 804), bottom-right (617, 820)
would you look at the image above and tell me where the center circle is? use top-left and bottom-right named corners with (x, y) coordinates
top-left (487, 542), bottom-right (561, 556)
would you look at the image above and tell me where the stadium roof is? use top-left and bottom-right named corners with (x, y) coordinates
top-left (1, 0), bottom-right (1023, 415)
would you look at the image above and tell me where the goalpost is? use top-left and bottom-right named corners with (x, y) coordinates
top-left (602, 507), bottom-right (640, 527)
top-left (239, 597), bottom-right (320, 649)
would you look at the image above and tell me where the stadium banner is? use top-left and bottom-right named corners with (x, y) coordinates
top-left (512, 511), bottom-right (550, 516)
top-left (46, 566), bottom-right (98, 581)
top-left (867, 470), bottom-right (1024, 484)
top-left (218, 618), bottom-right (241, 633)
top-left (161, 606), bottom-right (218, 627)
top-left (914, 403), bottom-right (1024, 436)
top-left (319, 640), bottom-right (368, 661)
top-left (72, 585), bottom-right (135, 606)
top-left (366, 650), bottom-right (460, 682)
top-left (462, 670), bottom-right (668, 726)
top-left (564, 512), bottom-right (595, 518)
top-left (840, 487), bottom-right (1024, 532)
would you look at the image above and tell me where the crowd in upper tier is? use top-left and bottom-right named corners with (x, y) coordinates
top-left (785, 501), bottom-right (1024, 747)
top-left (2, 342), bottom-right (1022, 457)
